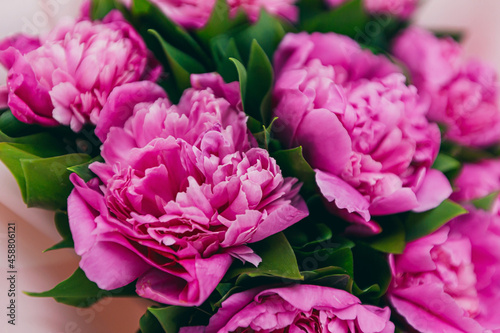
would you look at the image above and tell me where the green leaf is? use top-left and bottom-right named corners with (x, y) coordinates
top-left (131, 0), bottom-right (208, 64)
top-left (271, 147), bottom-right (316, 197)
top-left (149, 29), bottom-right (207, 91)
top-left (352, 244), bottom-right (391, 299)
top-left (233, 10), bottom-right (286, 61)
top-left (301, 0), bottom-right (369, 37)
top-left (404, 200), bottom-right (468, 242)
top-left (197, 0), bottom-right (247, 43)
top-left (366, 218), bottom-right (406, 254)
top-left (230, 57), bottom-right (248, 102)
top-left (472, 191), bottom-right (500, 211)
top-left (0, 111), bottom-right (43, 137)
top-left (432, 154), bottom-right (461, 173)
top-left (0, 143), bottom-right (40, 200)
top-left (244, 40), bottom-right (274, 126)
top-left (286, 223), bottom-right (333, 250)
top-left (67, 156), bottom-right (103, 183)
top-left (26, 268), bottom-right (136, 307)
top-left (296, 238), bottom-right (355, 278)
top-left (147, 307), bottom-right (193, 333)
top-left (21, 154), bottom-right (91, 210)
top-left (139, 309), bottom-right (165, 333)
top-left (227, 233), bottom-right (303, 280)
top-left (91, 0), bottom-right (117, 20)
top-left (44, 211), bottom-right (74, 252)
top-left (211, 37), bottom-right (243, 82)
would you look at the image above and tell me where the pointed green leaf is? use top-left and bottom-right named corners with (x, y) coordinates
top-left (67, 156), bottom-right (103, 183)
top-left (366, 218), bottom-right (406, 254)
top-left (139, 309), bottom-right (165, 333)
top-left (233, 10), bottom-right (286, 62)
top-left (211, 37), bottom-right (243, 82)
top-left (0, 143), bottom-right (40, 201)
top-left (44, 211), bottom-right (74, 252)
top-left (472, 191), bottom-right (500, 211)
top-left (149, 29), bottom-right (207, 91)
top-left (147, 307), bottom-right (193, 333)
top-left (227, 233), bottom-right (303, 280)
top-left (432, 154), bottom-right (461, 173)
top-left (245, 40), bottom-right (274, 125)
top-left (21, 154), bottom-right (91, 210)
top-left (230, 57), bottom-right (248, 102)
top-left (26, 268), bottom-right (136, 307)
top-left (91, 0), bottom-right (117, 20)
top-left (301, 0), bottom-right (368, 37)
top-left (197, 0), bottom-right (247, 43)
top-left (271, 147), bottom-right (316, 197)
top-left (404, 200), bottom-right (468, 242)
top-left (352, 244), bottom-right (391, 299)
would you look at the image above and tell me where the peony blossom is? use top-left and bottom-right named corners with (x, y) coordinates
top-left (0, 10), bottom-right (160, 132)
top-left (451, 159), bottom-right (500, 203)
top-left (389, 218), bottom-right (500, 332)
top-left (68, 74), bottom-right (308, 306)
top-left (273, 32), bottom-right (451, 234)
top-left (393, 27), bottom-right (500, 147)
top-left (180, 285), bottom-right (395, 333)
top-left (118, 0), bottom-right (298, 29)
top-left (326, 0), bottom-right (418, 19)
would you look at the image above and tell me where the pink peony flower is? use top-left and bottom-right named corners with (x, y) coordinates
top-left (451, 159), bottom-right (500, 203)
top-left (273, 32), bottom-right (451, 234)
top-left (0, 11), bottom-right (160, 132)
top-left (180, 285), bottom-right (395, 333)
top-left (389, 216), bottom-right (500, 332)
top-left (118, 0), bottom-right (297, 29)
top-left (68, 74), bottom-right (308, 306)
top-left (393, 27), bottom-right (500, 147)
top-left (326, 0), bottom-right (418, 19)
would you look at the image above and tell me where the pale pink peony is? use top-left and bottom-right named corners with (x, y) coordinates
top-left (326, 0), bottom-right (418, 19)
top-left (273, 32), bottom-right (451, 234)
top-left (180, 285), bottom-right (395, 333)
top-left (389, 213), bottom-right (500, 332)
top-left (68, 74), bottom-right (308, 306)
top-left (393, 27), bottom-right (500, 147)
top-left (0, 11), bottom-right (160, 132)
top-left (118, 0), bottom-right (297, 29)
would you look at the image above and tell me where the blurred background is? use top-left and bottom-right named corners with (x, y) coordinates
top-left (0, 0), bottom-right (499, 332)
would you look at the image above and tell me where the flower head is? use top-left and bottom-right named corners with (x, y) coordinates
top-left (393, 27), bottom-right (500, 147)
top-left (273, 32), bottom-right (451, 234)
top-left (0, 11), bottom-right (160, 131)
top-left (181, 285), bottom-right (395, 333)
top-left (68, 74), bottom-right (308, 306)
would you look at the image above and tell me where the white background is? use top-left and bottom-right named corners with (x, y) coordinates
top-left (0, 0), bottom-right (500, 332)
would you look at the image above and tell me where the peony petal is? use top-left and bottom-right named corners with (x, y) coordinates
top-left (95, 81), bottom-right (167, 142)
top-left (413, 169), bottom-right (453, 213)
top-left (315, 170), bottom-right (371, 221)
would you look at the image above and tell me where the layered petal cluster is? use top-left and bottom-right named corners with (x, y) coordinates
top-left (273, 32), bottom-right (451, 233)
top-left (389, 219), bottom-right (500, 332)
top-left (0, 10), bottom-right (160, 131)
top-left (68, 74), bottom-right (308, 306)
top-left (393, 27), bottom-right (500, 147)
top-left (119, 0), bottom-right (298, 29)
top-left (326, 0), bottom-right (418, 19)
top-left (181, 285), bottom-right (395, 333)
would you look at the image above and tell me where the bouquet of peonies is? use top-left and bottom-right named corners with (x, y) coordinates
top-left (2, 0), bottom-right (500, 331)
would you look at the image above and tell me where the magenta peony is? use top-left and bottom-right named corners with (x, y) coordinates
top-left (326, 0), bottom-right (418, 19)
top-left (389, 219), bottom-right (500, 332)
top-left (68, 74), bottom-right (308, 306)
top-left (273, 32), bottom-right (451, 233)
top-left (119, 0), bottom-right (298, 29)
top-left (393, 27), bottom-right (500, 147)
top-left (180, 285), bottom-right (395, 333)
top-left (0, 10), bottom-right (160, 132)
